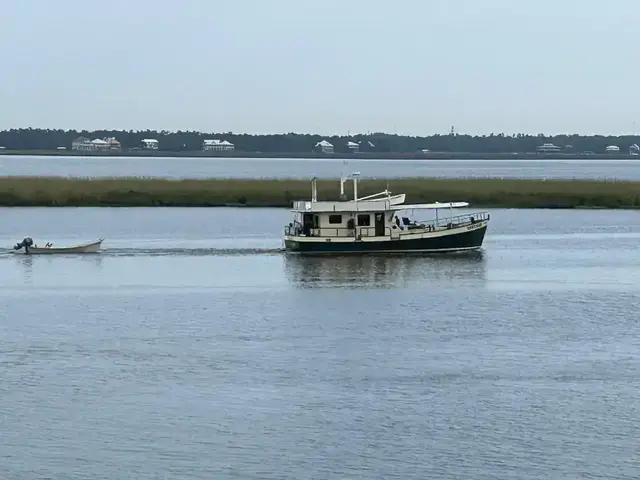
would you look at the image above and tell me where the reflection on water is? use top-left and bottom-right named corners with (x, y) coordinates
top-left (11, 253), bottom-right (105, 267)
top-left (15, 255), bottom-right (34, 284)
top-left (7, 254), bottom-right (105, 288)
top-left (284, 251), bottom-right (487, 288)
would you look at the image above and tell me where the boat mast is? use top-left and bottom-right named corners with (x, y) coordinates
top-left (340, 176), bottom-right (347, 200)
top-left (311, 176), bottom-right (317, 202)
top-left (351, 172), bottom-right (360, 204)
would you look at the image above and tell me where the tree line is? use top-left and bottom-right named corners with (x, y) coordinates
top-left (0, 128), bottom-right (638, 154)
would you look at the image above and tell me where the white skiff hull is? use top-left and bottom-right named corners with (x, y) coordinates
top-left (15, 239), bottom-right (104, 255)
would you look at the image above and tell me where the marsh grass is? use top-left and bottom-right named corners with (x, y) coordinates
top-left (0, 176), bottom-right (638, 208)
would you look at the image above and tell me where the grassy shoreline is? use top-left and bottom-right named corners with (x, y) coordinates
top-left (0, 176), bottom-right (638, 209)
top-left (2, 149), bottom-right (640, 160)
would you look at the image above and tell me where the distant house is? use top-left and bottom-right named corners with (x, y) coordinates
top-left (103, 137), bottom-right (121, 150)
top-left (71, 136), bottom-right (120, 151)
top-left (315, 140), bottom-right (334, 154)
top-left (605, 145), bottom-right (620, 153)
top-left (202, 139), bottom-right (235, 152)
top-left (630, 144), bottom-right (639, 155)
top-left (536, 143), bottom-right (561, 153)
top-left (71, 136), bottom-right (93, 151)
top-left (359, 140), bottom-right (375, 151)
top-left (346, 141), bottom-right (359, 153)
top-left (90, 138), bottom-right (110, 150)
top-left (141, 139), bottom-right (159, 150)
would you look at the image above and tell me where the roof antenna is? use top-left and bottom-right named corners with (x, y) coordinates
top-left (340, 158), bottom-right (349, 200)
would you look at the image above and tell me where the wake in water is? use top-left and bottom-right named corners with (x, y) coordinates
top-left (0, 246), bottom-right (485, 259)
top-left (0, 247), bottom-right (286, 257)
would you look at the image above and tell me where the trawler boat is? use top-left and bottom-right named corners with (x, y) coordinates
top-left (283, 173), bottom-right (490, 254)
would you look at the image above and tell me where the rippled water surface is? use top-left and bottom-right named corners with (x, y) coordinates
top-left (2, 154), bottom-right (640, 179)
top-left (1, 207), bottom-right (639, 479)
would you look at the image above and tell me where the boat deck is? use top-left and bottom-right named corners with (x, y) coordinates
top-left (285, 211), bottom-right (489, 239)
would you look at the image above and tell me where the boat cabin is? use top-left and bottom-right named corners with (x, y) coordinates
top-left (284, 173), bottom-right (487, 241)
top-left (293, 209), bottom-right (390, 238)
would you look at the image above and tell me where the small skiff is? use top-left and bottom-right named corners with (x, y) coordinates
top-left (13, 237), bottom-right (104, 254)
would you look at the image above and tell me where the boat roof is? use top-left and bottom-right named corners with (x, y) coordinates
top-left (291, 200), bottom-right (469, 213)
top-left (390, 201), bottom-right (469, 210)
top-left (292, 175), bottom-right (471, 213)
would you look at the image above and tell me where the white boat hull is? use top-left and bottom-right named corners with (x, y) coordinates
top-left (15, 238), bottom-right (104, 255)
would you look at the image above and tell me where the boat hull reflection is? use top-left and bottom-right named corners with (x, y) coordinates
top-left (284, 250), bottom-right (487, 289)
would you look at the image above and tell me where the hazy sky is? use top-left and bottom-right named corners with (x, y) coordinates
top-left (1, 0), bottom-right (637, 135)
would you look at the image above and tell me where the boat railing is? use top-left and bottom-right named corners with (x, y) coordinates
top-left (284, 224), bottom-right (297, 236)
top-left (414, 211), bottom-right (490, 231)
top-left (284, 211), bottom-right (489, 238)
top-left (309, 226), bottom-right (393, 238)
top-left (284, 225), bottom-right (393, 238)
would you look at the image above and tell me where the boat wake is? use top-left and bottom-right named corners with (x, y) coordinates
top-left (0, 247), bottom-right (286, 257)
top-left (106, 247), bottom-right (286, 257)
top-left (0, 247), bottom-right (487, 259)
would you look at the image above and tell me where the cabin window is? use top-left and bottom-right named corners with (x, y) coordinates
top-left (328, 214), bottom-right (342, 224)
top-left (357, 214), bottom-right (371, 226)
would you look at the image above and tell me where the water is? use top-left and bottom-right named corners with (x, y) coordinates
top-left (1, 207), bottom-right (639, 479)
top-left (2, 154), bottom-right (640, 179)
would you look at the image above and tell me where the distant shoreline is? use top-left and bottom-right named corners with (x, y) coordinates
top-left (0, 176), bottom-right (638, 209)
top-left (1, 149), bottom-right (639, 161)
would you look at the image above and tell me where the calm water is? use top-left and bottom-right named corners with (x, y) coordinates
top-left (1, 207), bottom-right (639, 479)
top-left (2, 154), bottom-right (640, 180)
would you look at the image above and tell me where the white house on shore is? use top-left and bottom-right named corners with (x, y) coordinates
top-left (90, 139), bottom-right (109, 150)
top-left (536, 143), bottom-right (561, 153)
top-left (71, 136), bottom-right (92, 151)
top-left (315, 140), bottom-right (334, 154)
top-left (141, 139), bottom-right (159, 150)
top-left (72, 136), bottom-right (121, 151)
top-left (630, 144), bottom-right (639, 155)
top-left (346, 141), bottom-right (359, 153)
top-left (605, 145), bottom-right (620, 153)
top-left (103, 137), bottom-right (121, 150)
top-left (202, 139), bottom-right (235, 152)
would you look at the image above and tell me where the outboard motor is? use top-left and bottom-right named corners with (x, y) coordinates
top-left (14, 237), bottom-right (34, 253)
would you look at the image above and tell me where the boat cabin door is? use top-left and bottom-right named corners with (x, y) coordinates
top-left (374, 213), bottom-right (386, 236)
top-left (302, 213), bottom-right (318, 236)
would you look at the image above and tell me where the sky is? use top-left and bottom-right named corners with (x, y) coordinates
top-left (1, 0), bottom-right (638, 136)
